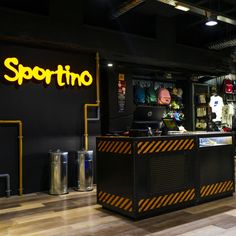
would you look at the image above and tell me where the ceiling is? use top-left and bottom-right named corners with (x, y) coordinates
top-left (85, 0), bottom-right (236, 51)
top-left (0, 0), bottom-right (236, 52)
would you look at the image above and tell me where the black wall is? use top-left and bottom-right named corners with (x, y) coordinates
top-left (0, 43), bottom-right (100, 195)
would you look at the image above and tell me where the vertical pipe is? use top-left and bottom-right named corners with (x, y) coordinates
top-left (83, 52), bottom-right (100, 150)
top-left (18, 121), bottom-right (23, 196)
top-left (84, 104), bottom-right (88, 151)
top-left (96, 52), bottom-right (100, 104)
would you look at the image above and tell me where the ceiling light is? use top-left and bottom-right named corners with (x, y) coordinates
top-left (175, 4), bottom-right (190, 12)
top-left (107, 63), bottom-right (113, 67)
top-left (205, 15), bottom-right (218, 26)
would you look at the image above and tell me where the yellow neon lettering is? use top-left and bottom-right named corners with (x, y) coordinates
top-left (45, 69), bottom-right (54, 85)
top-left (33, 66), bottom-right (46, 81)
top-left (80, 70), bottom-right (93, 86)
top-left (65, 65), bottom-right (71, 85)
top-left (3, 57), bottom-right (93, 88)
top-left (56, 65), bottom-right (65, 87)
top-left (4, 57), bottom-right (19, 83)
top-left (71, 73), bottom-right (81, 86)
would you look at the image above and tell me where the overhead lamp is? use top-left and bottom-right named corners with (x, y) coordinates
top-left (107, 63), bottom-right (113, 67)
top-left (205, 15), bottom-right (218, 26)
top-left (174, 4), bottom-right (190, 12)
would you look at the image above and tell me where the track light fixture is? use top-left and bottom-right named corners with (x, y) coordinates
top-left (205, 13), bottom-right (218, 26)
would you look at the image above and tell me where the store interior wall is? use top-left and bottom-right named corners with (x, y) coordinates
top-left (101, 66), bottom-right (192, 134)
top-left (0, 44), bottom-right (100, 196)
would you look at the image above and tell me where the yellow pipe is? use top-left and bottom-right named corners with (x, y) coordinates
top-left (84, 52), bottom-right (100, 151)
top-left (0, 120), bottom-right (23, 196)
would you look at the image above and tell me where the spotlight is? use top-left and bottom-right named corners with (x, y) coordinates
top-left (107, 63), bottom-right (113, 67)
top-left (205, 15), bottom-right (218, 26)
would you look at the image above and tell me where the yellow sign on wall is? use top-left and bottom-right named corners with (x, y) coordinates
top-left (4, 57), bottom-right (93, 87)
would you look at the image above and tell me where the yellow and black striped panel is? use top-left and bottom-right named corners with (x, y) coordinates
top-left (138, 188), bottom-right (195, 213)
top-left (200, 180), bottom-right (234, 198)
top-left (137, 139), bottom-right (194, 155)
top-left (98, 190), bottom-right (133, 212)
top-left (97, 141), bottom-right (132, 154)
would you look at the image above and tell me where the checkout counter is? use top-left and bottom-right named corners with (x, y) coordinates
top-left (96, 130), bottom-right (235, 219)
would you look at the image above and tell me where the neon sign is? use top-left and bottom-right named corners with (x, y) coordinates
top-left (4, 57), bottom-right (93, 87)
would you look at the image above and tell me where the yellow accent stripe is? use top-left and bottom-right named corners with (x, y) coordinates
top-left (143, 141), bottom-right (156, 154)
top-left (205, 184), bottom-right (215, 197)
top-left (168, 192), bottom-right (179, 205)
top-left (179, 139), bottom-right (189, 151)
top-left (156, 195), bottom-right (168, 208)
top-left (102, 193), bottom-right (111, 202)
top-left (161, 140), bottom-right (173, 152)
top-left (138, 199), bottom-right (145, 206)
top-left (185, 189), bottom-right (195, 201)
top-left (210, 183), bottom-right (219, 195)
top-left (228, 182), bottom-right (233, 191)
top-left (124, 144), bottom-right (132, 154)
top-left (222, 181), bottom-right (231, 192)
top-left (184, 139), bottom-right (194, 150)
top-left (99, 192), bottom-right (107, 201)
top-left (110, 196), bottom-right (119, 206)
top-left (162, 193), bottom-right (174, 206)
top-left (173, 140), bottom-right (184, 151)
top-left (215, 182), bottom-right (223, 194)
top-left (179, 189), bottom-right (190, 203)
top-left (138, 141), bottom-right (150, 154)
top-left (189, 143), bottom-right (195, 150)
top-left (174, 191), bottom-right (185, 204)
top-left (107, 195), bottom-right (115, 204)
top-left (202, 185), bottom-right (210, 197)
top-left (115, 197), bottom-right (124, 207)
top-left (98, 191), bottom-right (103, 197)
top-left (124, 201), bottom-right (132, 211)
top-left (219, 181), bottom-right (228, 193)
top-left (98, 141), bottom-right (107, 151)
top-left (139, 199), bottom-right (150, 212)
top-left (143, 197), bottom-right (157, 212)
top-left (137, 142), bottom-right (143, 148)
top-left (150, 141), bottom-right (162, 153)
top-left (118, 142), bottom-right (129, 154)
top-left (114, 142), bottom-right (124, 153)
top-left (167, 140), bottom-right (179, 151)
top-left (119, 198), bottom-right (130, 209)
top-left (102, 141), bottom-right (110, 152)
top-left (106, 141), bottom-right (115, 152)
top-left (200, 185), bottom-right (206, 194)
top-left (110, 142), bottom-right (119, 152)
top-left (98, 141), bottom-right (103, 148)
top-left (156, 141), bottom-right (168, 152)
top-left (150, 196), bottom-right (162, 210)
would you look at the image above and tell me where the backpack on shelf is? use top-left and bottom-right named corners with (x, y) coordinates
top-left (146, 86), bottom-right (157, 105)
top-left (157, 88), bottom-right (171, 105)
top-left (223, 79), bottom-right (233, 94)
top-left (134, 85), bottom-right (145, 104)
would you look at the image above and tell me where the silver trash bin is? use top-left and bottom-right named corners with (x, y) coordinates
top-left (76, 150), bottom-right (93, 191)
top-left (49, 150), bottom-right (68, 195)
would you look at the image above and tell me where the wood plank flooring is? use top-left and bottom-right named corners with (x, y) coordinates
top-left (1, 188), bottom-right (236, 235)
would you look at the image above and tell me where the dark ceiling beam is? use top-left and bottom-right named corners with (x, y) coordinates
top-left (113, 0), bottom-right (146, 18)
top-left (223, 6), bottom-right (236, 15)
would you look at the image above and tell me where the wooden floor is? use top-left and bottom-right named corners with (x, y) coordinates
top-left (1, 188), bottom-right (236, 236)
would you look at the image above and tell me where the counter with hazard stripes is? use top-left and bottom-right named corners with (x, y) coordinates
top-left (96, 133), bottom-right (235, 219)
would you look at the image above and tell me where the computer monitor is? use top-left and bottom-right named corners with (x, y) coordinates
top-left (162, 118), bottom-right (179, 131)
top-left (132, 105), bottom-right (166, 130)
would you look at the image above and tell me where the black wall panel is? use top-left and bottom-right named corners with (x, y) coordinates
top-left (0, 44), bottom-right (100, 196)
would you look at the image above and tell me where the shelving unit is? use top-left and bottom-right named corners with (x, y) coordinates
top-left (192, 83), bottom-right (210, 131)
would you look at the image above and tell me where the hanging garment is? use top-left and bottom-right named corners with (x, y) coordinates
top-left (209, 95), bottom-right (224, 122)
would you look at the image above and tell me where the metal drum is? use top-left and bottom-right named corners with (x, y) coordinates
top-left (76, 150), bottom-right (93, 191)
top-left (49, 150), bottom-right (68, 195)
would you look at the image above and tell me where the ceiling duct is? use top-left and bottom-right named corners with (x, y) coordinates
top-left (157, 0), bottom-right (236, 26)
top-left (209, 38), bottom-right (236, 50)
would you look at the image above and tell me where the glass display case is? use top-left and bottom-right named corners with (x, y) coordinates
top-left (199, 136), bottom-right (232, 148)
